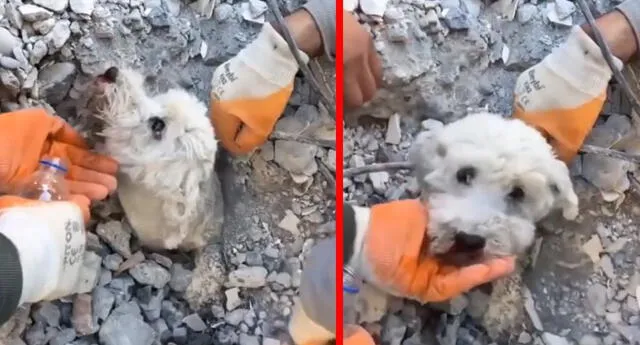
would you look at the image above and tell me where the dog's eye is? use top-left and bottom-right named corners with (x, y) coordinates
top-left (149, 117), bottom-right (165, 140)
top-left (508, 186), bottom-right (525, 201)
top-left (455, 166), bottom-right (476, 185)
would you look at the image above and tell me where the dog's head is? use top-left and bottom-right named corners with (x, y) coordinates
top-left (86, 67), bottom-right (218, 228)
top-left (409, 112), bottom-right (578, 265)
top-left (89, 67), bottom-right (217, 171)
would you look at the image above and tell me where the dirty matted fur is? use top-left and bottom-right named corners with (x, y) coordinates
top-left (407, 112), bottom-right (579, 340)
top-left (77, 66), bottom-right (226, 309)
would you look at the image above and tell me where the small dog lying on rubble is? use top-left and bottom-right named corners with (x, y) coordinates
top-left (76, 66), bottom-right (226, 309)
top-left (345, 112), bottom-right (579, 342)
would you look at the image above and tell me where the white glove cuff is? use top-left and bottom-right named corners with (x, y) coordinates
top-left (0, 209), bottom-right (60, 304)
top-left (239, 23), bottom-right (309, 87)
top-left (545, 26), bottom-right (623, 98)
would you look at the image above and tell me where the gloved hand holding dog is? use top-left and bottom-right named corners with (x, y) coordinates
top-left (346, 200), bottom-right (516, 304)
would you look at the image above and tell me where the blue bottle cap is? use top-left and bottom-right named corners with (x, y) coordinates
top-left (39, 159), bottom-right (68, 173)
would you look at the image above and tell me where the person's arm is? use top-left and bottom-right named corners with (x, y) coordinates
top-left (512, 0), bottom-right (639, 162)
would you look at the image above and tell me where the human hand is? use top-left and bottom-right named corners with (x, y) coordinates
top-left (0, 195), bottom-right (88, 305)
top-left (0, 108), bottom-right (119, 200)
top-left (512, 26), bottom-right (621, 163)
top-left (343, 10), bottom-right (382, 110)
top-left (355, 199), bottom-right (516, 303)
top-left (210, 23), bottom-right (308, 155)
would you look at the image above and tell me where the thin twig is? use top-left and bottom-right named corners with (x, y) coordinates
top-left (316, 158), bottom-right (336, 189)
top-left (265, 0), bottom-right (335, 115)
top-left (343, 161), bottom-right (415, 177)
top-left (575, 0), bottom-right (640, 126)
top-left (270, 131), bottom-right (336, 149)
top-left (580, 144), bottom-right (640, 164)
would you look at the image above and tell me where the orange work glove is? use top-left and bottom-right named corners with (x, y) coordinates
top-left (0, 108), bottom-right (119, 200)
top-left (210, 23), bottom-right (308, 155)
top-left (348, 199), bottom-right (515, 303)
top-left (512, 26), bottom-right (622, 163)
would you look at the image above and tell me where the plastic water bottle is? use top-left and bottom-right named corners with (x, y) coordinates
top-left (18, 157), bottom-right (70, 201)
top-left (343, 265), bottom-right (362, 327)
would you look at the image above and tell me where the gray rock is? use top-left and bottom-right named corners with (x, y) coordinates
top-left (75, 251), bottom-right (102, 294)
top-left (103, 254), bottom-right (124, 271)
top-left (98, 269), bottom-right (112, 286)
top-left (542, 333), bottom-right (571, 345)
top-left (227, 267), bottom-right (268, 288)
top-left (519, 332), bottom-right (532, 343)
top-left (149, 253), bottom-right (172, 269)
top-left (0, 70), bottom-right (20, 98)
top-left (33, 18), bottom-right (57, 34)
top-left (579, 334), bottom-right (601, 345)
top-left (183, 313), bottom-right (207, 332)
top-left (274, 272), bottom-right (292, 288)
top-left (172, 327), bottom-right (188, 343)
top-left (107, 276), bottom-right (136, 305)
top-left (69, 0), bottom-right (94, 15)
top-left (18, 4), bottom-right (52, 21)
top-left (225, 309), bottom-right (247, 326)
top-left (49, 328), bottom-right (76, 345)
top-left (33, 0), bottom-right (67, 11)
top-left (161, 300), bottom-right (185, 329)
top-left (136, 286), bottom-right (164, 321)
top-left (96, 221), bottom-right (132, 258)
top-left (0, 28), bottom-right (21, 56)
top-left (225, 288), bottom-right (242, 311)
top-left (240, 334), bottom-right (260, 345)
top-left (111, 301), bottom-right (142, 318)
top-left (92, 287), bottom-right (115, 322)
top-left (30, 40), bottom-right (48, 65)
top-left (169, 264), bottom-right (193, 292)
top-left (45, 19), bottom-right (71, 52)
top-left (385, 113), bottom-right (402, 145)
top-left (517, 3), bottom-right (537, 23)
top-left (130, 261), bottom-right (171, 289)
top-left (5, 2), bottom-right (23, 28)
top-left (442, 6), bottom-right (470, 30)
top-left (37, 62), bottom-right (76, 106)
top-left (33, 302), bottom-right (61, 327)
top-left (25, 321), bottom-right (46, 345)
top-left (587, 283), bottom-right (608, 316)
top-left (382, 314), bottom-right (407, 345)
top-left (274, 140), bottom-right (318, 177)
top-left (151, 319), bottom-right (170, 342)
top-left (99, 312), bottom-right (156, 345)
top-left (214, 3), bottom-right (234, 21)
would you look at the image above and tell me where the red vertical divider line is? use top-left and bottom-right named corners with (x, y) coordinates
top-left (335, 2), bottom-right (344, 345)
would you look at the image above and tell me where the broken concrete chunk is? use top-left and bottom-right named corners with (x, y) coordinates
top-left (385, 113), bottom-right (402, 145)
top-left (227, 266), bottom-right (268, 288)
top-left (360, 0), bottom-right (388, 17)
top-left (278, 210), bottom-right (300, 236)
top-left (582, 234), bottom-right (603, 265)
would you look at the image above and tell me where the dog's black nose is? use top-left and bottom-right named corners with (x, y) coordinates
top-left (102, 67), bottom-right (119, 82)
top-left (454, 232), bottom-right (486, 251)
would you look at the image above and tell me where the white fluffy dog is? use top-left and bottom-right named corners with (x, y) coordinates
top-left (398, 112), bottom-right (579, 340)
top-left (80, 66), bottom-right (223, 252)
top-left (409, 112), bottom-right (578, 265)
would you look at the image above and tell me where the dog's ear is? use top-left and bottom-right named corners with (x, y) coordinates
top-left (546, 160), bottom-right (579, 220)
top-left (409, 128), bottom-right (444, 187)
